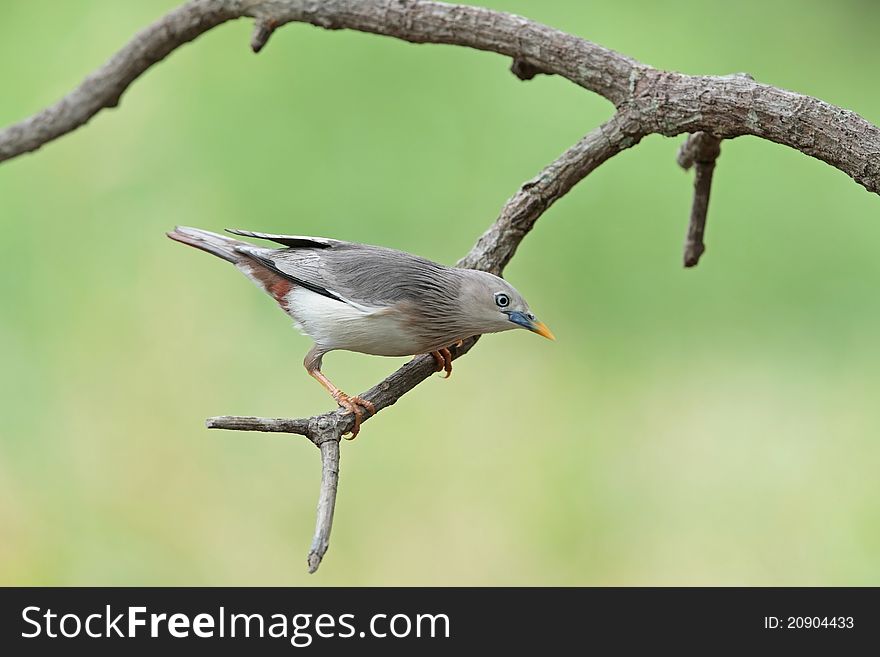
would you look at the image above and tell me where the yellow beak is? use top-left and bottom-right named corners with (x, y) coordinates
top-left (530, 320), bottom-right (556, 341)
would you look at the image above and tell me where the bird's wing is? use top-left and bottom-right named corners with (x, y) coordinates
top-left (227, 229), bottom-right (368, 306)
top-left (234, 238), bottom-right (462, 313)
top-left (234, 244), bottom-right (354, 306)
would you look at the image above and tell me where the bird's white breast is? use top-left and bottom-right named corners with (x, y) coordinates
top-left (284, 287), bottom-right (425, 356)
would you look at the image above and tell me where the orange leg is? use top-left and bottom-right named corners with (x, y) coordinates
top-left (309, 369), bottom-right (375, 440)
top-left (430, 348), bottom-right (453, 378)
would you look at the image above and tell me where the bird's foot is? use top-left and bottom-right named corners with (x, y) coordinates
top-left (431, 348), bottom-right (453, 379)
top-left (334, 392), bottom-right (375, 440)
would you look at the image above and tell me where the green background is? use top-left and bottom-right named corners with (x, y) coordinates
top-left (1, 0), bottom-right (878, 585)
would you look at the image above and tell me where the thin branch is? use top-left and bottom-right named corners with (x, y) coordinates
top-left (206, 415), bottom-right (310, 434)
top-left (308, 439), bottom-right (340, 573)
top-left (209, 112), bottom-right (641, 436)
top-left (208, 336), bottom-right (478, 441)
top-left (460, 111), bottom-right (644, 273)
top-left (209, 340), bottom-right (478, 574)
top-left (677, 132), bottom-right (722, 267)
top-left (206, 113), bottom-right (640, 570)
top-left (208, 112), bottom-right (640, 436)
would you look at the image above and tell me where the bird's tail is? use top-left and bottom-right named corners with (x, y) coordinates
top-left (167, 226), bottom-right (247, 263)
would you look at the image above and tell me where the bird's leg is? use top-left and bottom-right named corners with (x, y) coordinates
top-left (430, 348), bottom-right (453, 379)
top-left (308, 368), bottom-right (375, 440)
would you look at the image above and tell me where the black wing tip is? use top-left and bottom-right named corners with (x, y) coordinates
top-left (224, 229), bottom-right (334, 249)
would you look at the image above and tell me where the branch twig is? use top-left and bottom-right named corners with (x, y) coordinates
top-left (308, 439), bottom-right (340, 573)
top-left (250, 18), bottom-right (277, 53)
top-left (677, 132), bottom-right (722, 267)
top-left (510, 58), bottom-right (547, 81)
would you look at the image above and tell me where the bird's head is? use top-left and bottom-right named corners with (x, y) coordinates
top-left (457, 270), bottom-right (555, 340)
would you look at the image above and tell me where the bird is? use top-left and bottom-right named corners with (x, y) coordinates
top-left (167, 227), bottom-right (554, 438)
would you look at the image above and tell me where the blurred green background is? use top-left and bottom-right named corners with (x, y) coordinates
top-left (1, 0), bottom-right (878, 586)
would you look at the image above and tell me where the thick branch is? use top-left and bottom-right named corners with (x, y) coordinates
top-left (630, 71), bottom-right (880, 195)
top-left (0, 0), bottom-right (636, 162)
top-left (3, 0), bottom-right (878, 196)
top-left (677, 132), bottom-right (722, 267)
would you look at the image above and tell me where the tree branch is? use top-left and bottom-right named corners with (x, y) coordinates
top-left (460, 111), bottom-right (644, 273)
top-left (4, 0), bottom-right (878, 572)
top-left (0, 1), bottom-right (238, 163)
top-left (208, 336), bottom-right (479, 441)
top-left (2, 0), bottom-right (878, 195)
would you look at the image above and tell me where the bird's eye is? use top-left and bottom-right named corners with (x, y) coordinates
top-left (494, 292), bottom-right (510, 308)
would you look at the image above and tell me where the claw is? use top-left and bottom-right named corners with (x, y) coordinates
top-left (309, 366), bottom-right (375, 439)
top-left (334, 393), bottom-right (374, 440)
top-left (431, 348), bottom-right (453, 378)
top-left (353, 396), bottom-right (376, 416)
